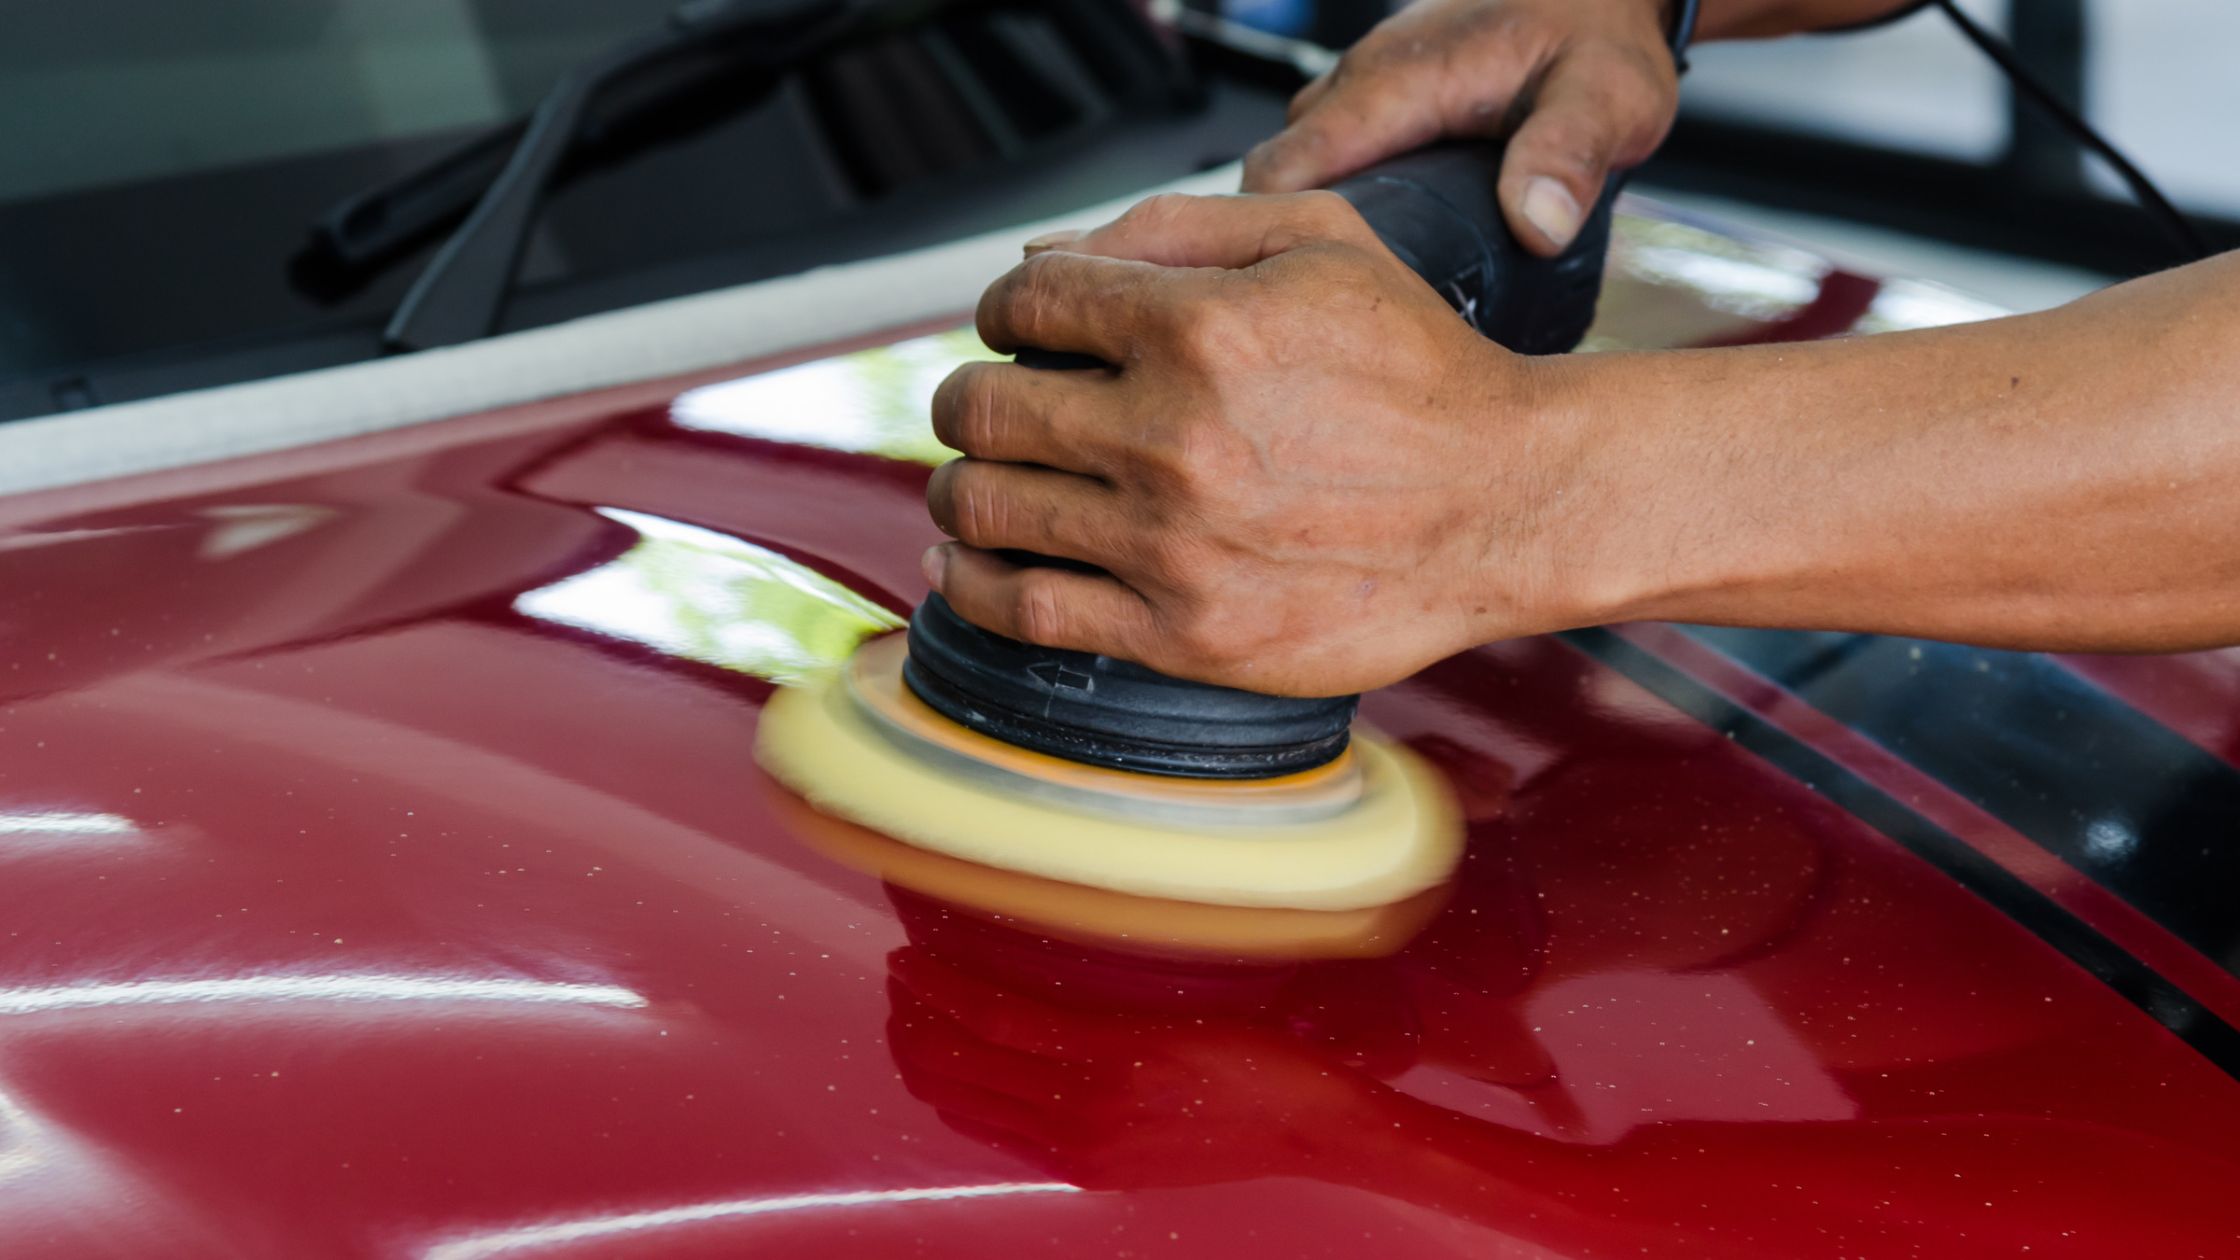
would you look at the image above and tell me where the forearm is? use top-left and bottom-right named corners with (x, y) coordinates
top-left (1546, 253), bottom-right (2240, 652)
top-left (1695, 0), bottom-right (1923, 40)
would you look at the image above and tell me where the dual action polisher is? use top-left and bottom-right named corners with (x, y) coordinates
top-left (759, 140), bottom-right (1616, 911)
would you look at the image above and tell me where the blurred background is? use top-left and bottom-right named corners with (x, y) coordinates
top-left (1221, 0), bottom-right (2239, 310)
top-left (1, 0), bottom-right (2227, 417)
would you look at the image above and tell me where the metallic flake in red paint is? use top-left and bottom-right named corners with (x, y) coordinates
top-left (1, 212), bottom-right (2237, 1258)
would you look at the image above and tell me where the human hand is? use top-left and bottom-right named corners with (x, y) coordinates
top-left (1242, 0), bottom-right (1679, 255)
top-left (923, 191), bottom-right (1616, 697)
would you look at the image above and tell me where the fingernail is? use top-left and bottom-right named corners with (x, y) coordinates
top-left (1521, 177), bottom-right (1583, 250)
top-left (920, 544), bottom-right (949, 591)
top-left (1022, 229), bottom-right (1081, 256)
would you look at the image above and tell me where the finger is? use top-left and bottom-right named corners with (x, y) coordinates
top-left (925, 460), bottom-right (1129, 565)
top-left (923, 543), bottom-right (1160, 660)
top-left (1063, 191), bottom-right (1369, 270)
top-left (1283, 68), bottom-right (1335, 125)
top-left (931, 360), bottom-right (1122, 473)
top-left (1497, 48), bottom-right (1674, 256)
top-left (975, 250), bottom-right (1171, 360)
top-left (1241, 61), bottom-right (1442, 195)
top-left (1021, 228), bottom-right (1082, 256)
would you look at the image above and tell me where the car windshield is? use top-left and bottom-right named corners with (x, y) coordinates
top-left (0, 0), bottom-right (1280, 421)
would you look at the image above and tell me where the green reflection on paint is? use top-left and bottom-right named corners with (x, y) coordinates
top-left (515, 509), bottom-right (901, 685)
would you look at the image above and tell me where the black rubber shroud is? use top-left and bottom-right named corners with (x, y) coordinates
top-left (903, 140), bottom-right (1617, 779)
top-left (905, 593), bottom-right (1358, 778)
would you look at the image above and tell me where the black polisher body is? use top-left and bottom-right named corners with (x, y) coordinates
top-left (905, 141), bottom-right (1619, 779)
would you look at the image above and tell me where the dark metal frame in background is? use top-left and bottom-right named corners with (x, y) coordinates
top-left (1645, 0), bottom-right (2239, 277)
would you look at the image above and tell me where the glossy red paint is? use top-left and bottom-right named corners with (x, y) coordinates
top-left (1614, 621), bottom-right (2240, 1034)
top-left (3, 218), bottom-right (2238, 1258)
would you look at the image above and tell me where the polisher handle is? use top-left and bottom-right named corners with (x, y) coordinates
top-left (1327, 139), bottom-right (1618, 354)
top-left (1019, 141), bottom-right (1616, 365)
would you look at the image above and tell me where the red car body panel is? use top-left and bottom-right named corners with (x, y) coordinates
top-left (3, 212), bottom-right (2238, 1258)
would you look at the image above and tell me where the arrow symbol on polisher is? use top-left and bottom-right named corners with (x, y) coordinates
top-left (1028, 661), bottom-right (1093, 693)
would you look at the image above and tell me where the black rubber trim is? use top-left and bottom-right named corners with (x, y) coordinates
top-left (1681, 628), bottom-right (2240, 978)
top-left (1558, 626), bottom-right (2240, 1081)
top-left (904, 594), bottom-right (1357, 778)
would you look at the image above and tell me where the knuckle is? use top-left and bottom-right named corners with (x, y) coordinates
top-left (998, 251), bottom-right (1069, 341)
top-left (1010, 574), bottom-right (1069, 646)
top-left (923, 462), bottom-right (957, 532)
top-left (1287, 189), bottom-right (1368, 241)
top-left (1134, 433), bottom-right (1195, 496)
top-left (1134, 527), bottom-right (1195, 585)
top-left (1144, 418), bottom-right (1242, 511)
top-left (1520, 118), bottom-right (1612, 180)
top-left (1335, 27), bottom-right (1408, 76)
top-left (1607, 56), bottom-right (1680, 148)
top-left (1160, 289), bottom-right (1249, 367)
top-left (1118, 192), bottom-right (1190, 235)
top-left (1168, 613), bottom-right (1242, 675)
top-left (949, 464), bottom-right (1004, 547)
top-left (1484, 8), bottom-right (1555, 52)
top-left (929, 367), bottom-right (969, 446)
top-left (933, 363), bottom-right (993, 452)
top-left (959, 366), bottom-right (1007, 455)
top-left (1172, 420), bottom-right (1233, 490)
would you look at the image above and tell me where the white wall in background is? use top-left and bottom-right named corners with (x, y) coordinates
top-left (2092, 2), bottom-right (2240, 210)
top-left (1682, 0), bottom-right (2008, 161)
top-left (1677, 0), bottom-right (2240, 218)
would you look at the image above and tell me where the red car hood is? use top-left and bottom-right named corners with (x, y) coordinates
top-left (3, 207), bottom-right (2238, 1258)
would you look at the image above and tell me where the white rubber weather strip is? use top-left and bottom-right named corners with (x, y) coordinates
top-left (0, 165), bottom-right (1243, 499)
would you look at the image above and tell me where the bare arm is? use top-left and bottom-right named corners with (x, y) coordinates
top-left (923, 195), bottom-right (2240, 696)
top-left (1697, 0), bottom-right (1925, 39)
top-left (1564, 254), bottom-right (2240, 652)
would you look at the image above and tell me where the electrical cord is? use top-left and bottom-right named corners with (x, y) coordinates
top-left (1667, 0), bottom-right (1702, 73)
top-left (1928, 0), bottom-right (2208, 262)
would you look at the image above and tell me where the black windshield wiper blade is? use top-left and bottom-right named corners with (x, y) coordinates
top-left (382, 0), bottom-right (879, 353)
top-left (311, 124), bottom-right (526, 273)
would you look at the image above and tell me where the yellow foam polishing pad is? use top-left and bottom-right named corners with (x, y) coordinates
top-left (753, 638), bottom-right (1463, 911)
top-left (765, 781), bottom-right (1450, 959)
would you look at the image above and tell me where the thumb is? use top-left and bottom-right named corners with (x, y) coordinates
top-left (1496, 50), bottom-right (1674, 256)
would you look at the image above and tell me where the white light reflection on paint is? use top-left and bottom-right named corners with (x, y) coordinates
top-left (0, 811), bottom-right (146, 855)
top-left (2084, 817), bottom-right (2139, 862)
top-left (0, 811), bottom-right (139, 837)
top-left (514, 508), bottom-right (899, 685)
top-left (196, 503), bottom-right (337, 560)
top-left (1860, 279), bottom-right (2006, 333)
top-left (0, 1088), bottom-right (49, 1186)
top-left (424, 1182), bottom-right (1083, 1260)
top-left (1622, 244), bottom-right (1820, 321)
top-left (0, 974), bottom-right (647, 1017)
top-left (669, 327), bottom-right (995, 466)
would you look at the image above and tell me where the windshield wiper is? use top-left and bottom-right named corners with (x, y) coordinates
top-left (381, 0), bottom-right (892, 352)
